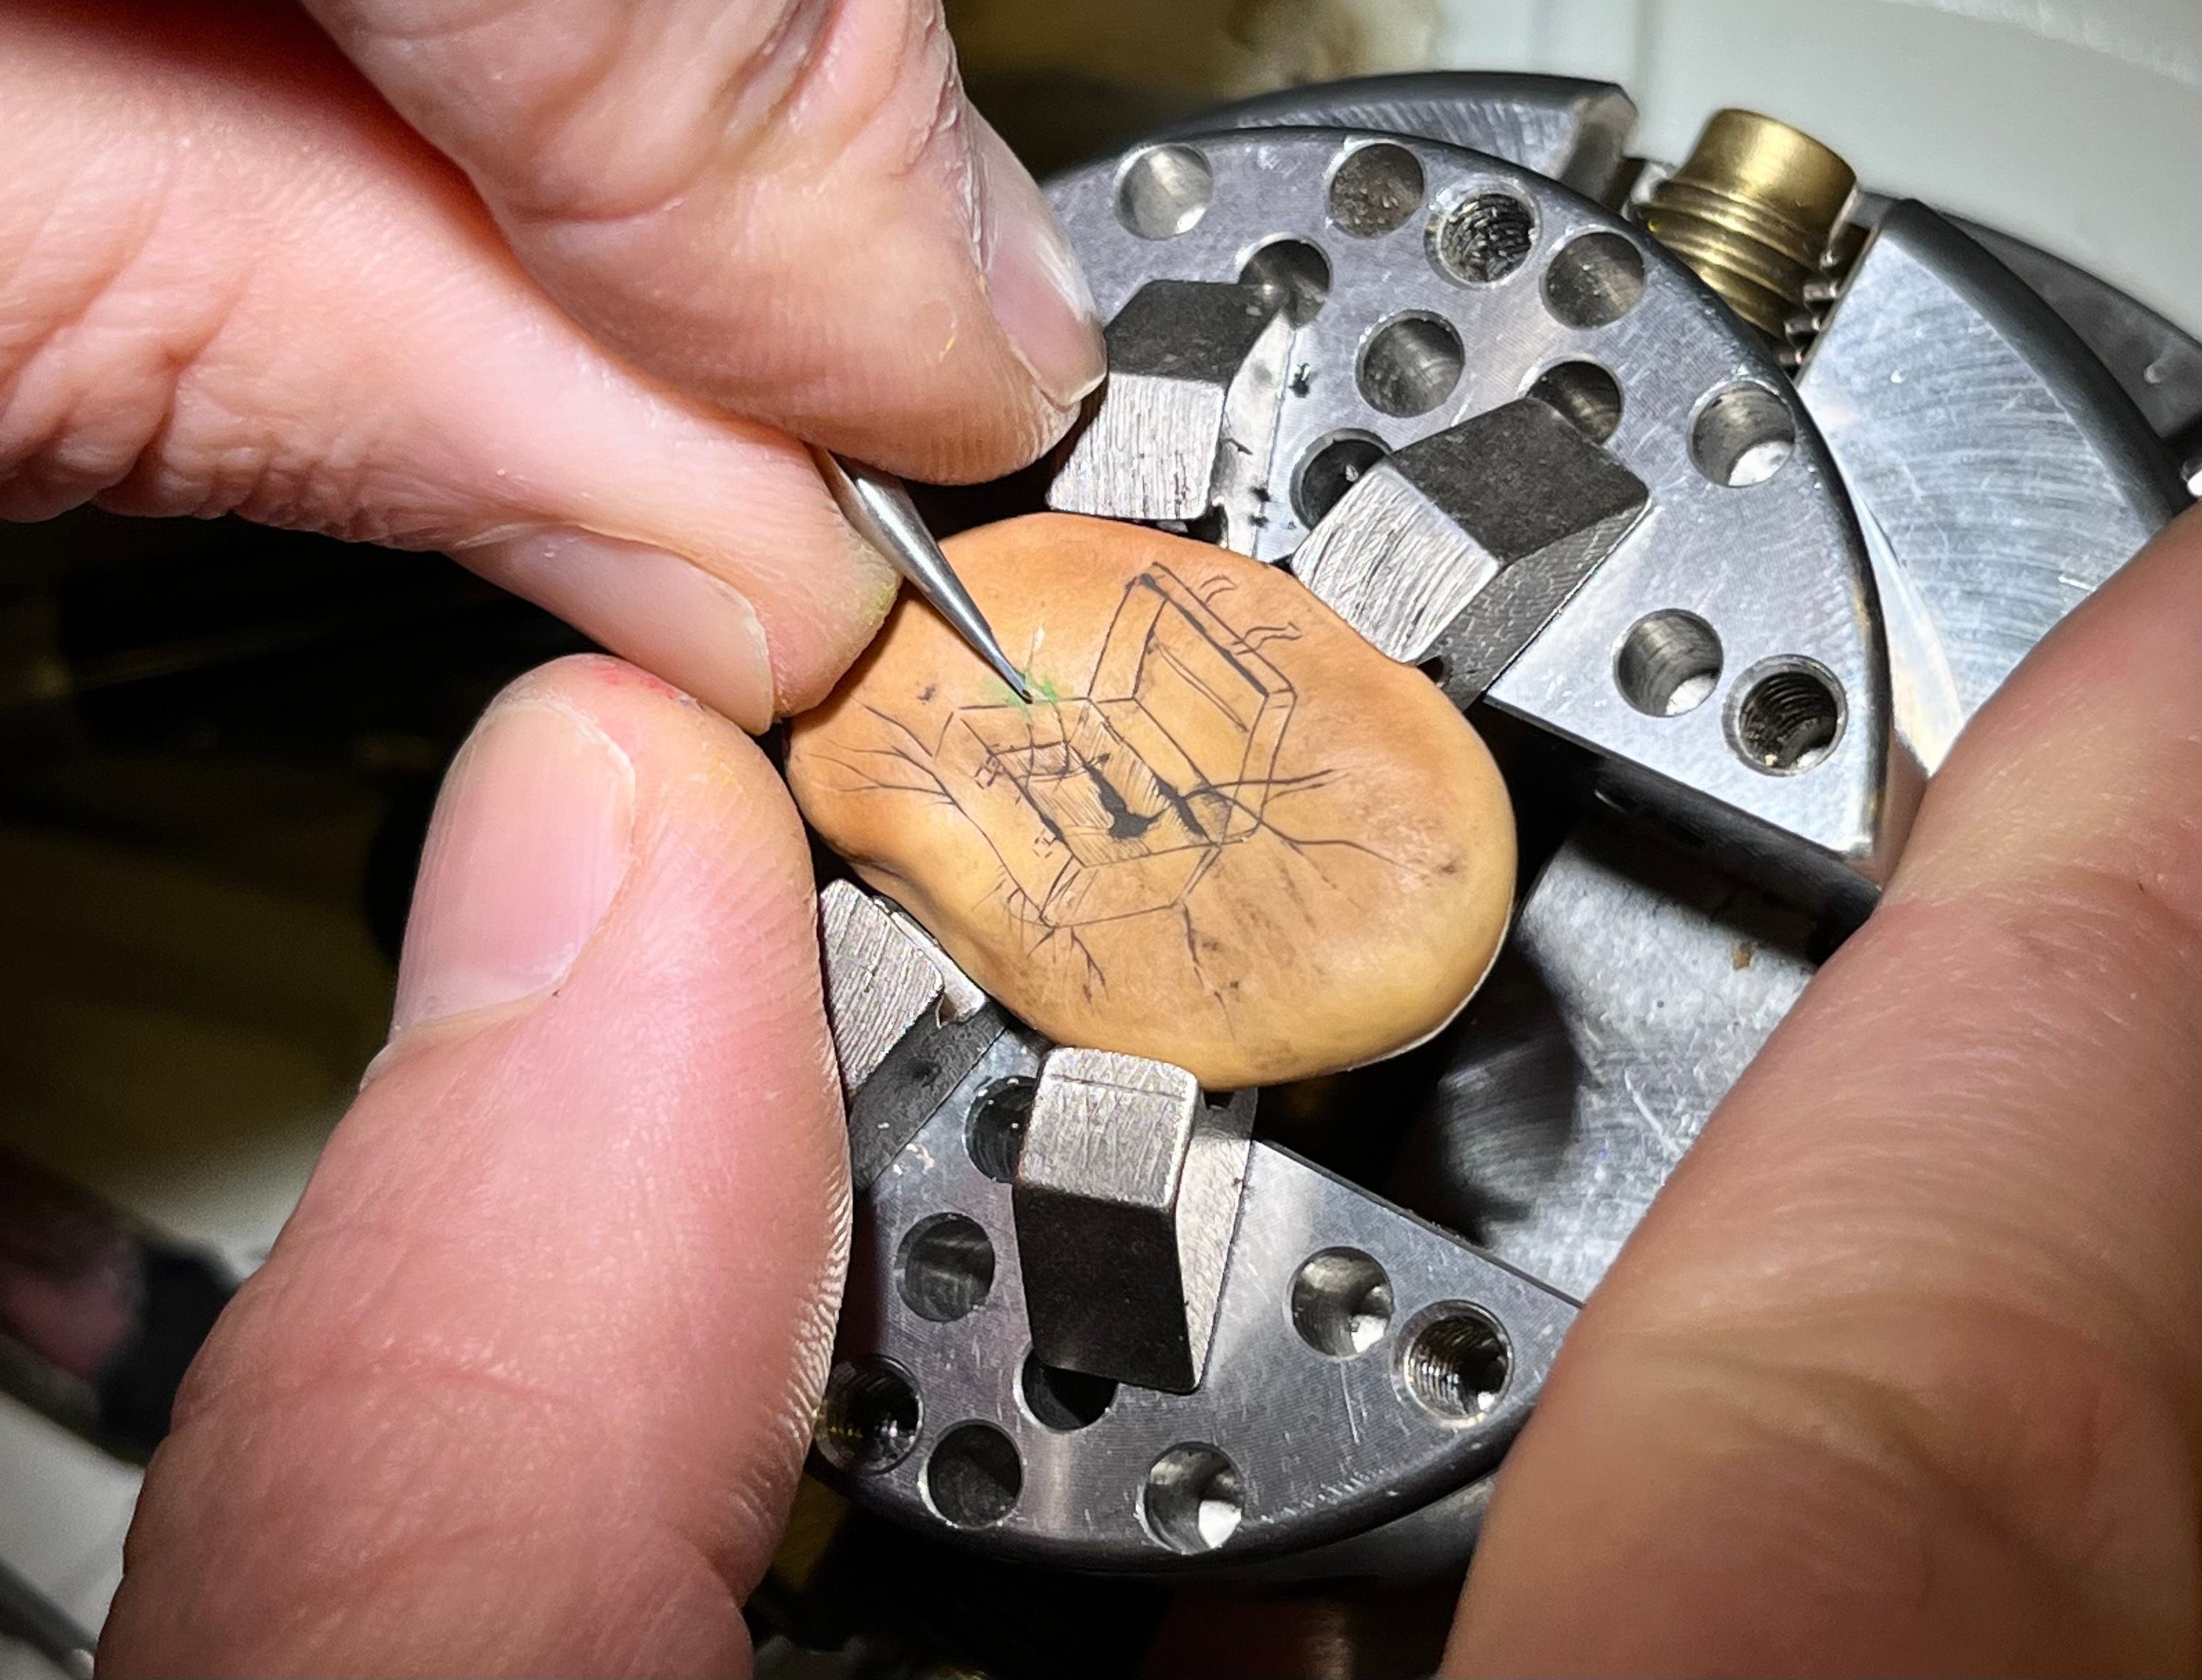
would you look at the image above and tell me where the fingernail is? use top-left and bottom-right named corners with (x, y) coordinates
top-left (390, 697), bottom-right (635, 1036)
top-left (975, 119), bottom-right (1105, 413)
top-left (458, 529), bottom-right (776, 733)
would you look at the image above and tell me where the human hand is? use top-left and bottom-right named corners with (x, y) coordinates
top-left (1451, 505), bottom-right (2202, 1673)
top-left (98, 496), bottom-right (2202, 1671)
top-left (5, 0), bottom-right (1102, 730)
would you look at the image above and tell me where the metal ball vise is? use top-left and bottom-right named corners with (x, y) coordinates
top-left (790, 75), bottom-right (2193, 1577)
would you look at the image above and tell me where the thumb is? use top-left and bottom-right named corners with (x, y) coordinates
top-left (101, 655), bottom-right (848, 1676)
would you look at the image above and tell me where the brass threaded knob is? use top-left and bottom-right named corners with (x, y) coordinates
top-left (1643, 109), bottom-right (1857, 340)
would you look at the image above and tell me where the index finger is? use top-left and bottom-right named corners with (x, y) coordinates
top-left (302, 0), bottom-right (1105, 482)
top-left (1451, 513), bottom-right (2202, 1673)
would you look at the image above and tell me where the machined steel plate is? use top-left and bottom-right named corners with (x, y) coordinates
top-left (1046, 128), bottom-right (1905, 894)
top-left (818, 1025), bottom-right (1575, 1569)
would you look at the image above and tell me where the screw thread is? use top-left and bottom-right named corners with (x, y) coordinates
top-left (1643, 110), bottom-right (1857, 342)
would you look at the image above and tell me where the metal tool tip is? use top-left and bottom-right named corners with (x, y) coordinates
top-left (990, 651), bottom-right (1035, 703)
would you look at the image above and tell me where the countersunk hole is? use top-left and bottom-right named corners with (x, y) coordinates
top-left (814, 1357), bottom-right (921, 1475)
top-left (1359, 313), bottom-right (1463, 418)
top-left (896, 1213), bottom-right (995, 1322)
top-left (1290, 1248), bottom-right (1394, 1357)
top-left (966, 1077), bottom-right (1035, 1184)
top-left (1116, 143), bottom-right (1214, 239)
top-left (1428, 191), bottom-right (1537, 286)
top-left (1141, 1444), bottom-right (1244, 1553)
top-left (1239, 237), bottom-right (1330, 327)
top-left (1292, 431), bottom-right (1388, 525)
top-left (1020, 1352), bottom-right (1118, 1432)
top-left (1327, 142), bottom-right (1424, 237)
top-left (1729, 658), bottom-right (1845, 774)
top-left (1691, 382), bottom-right (1796, 487)
top-left (1527, 360), bottom-right (1623, 443)
top-left (1616, 611), bottom-right (1723, 717)
top-left (925, 1422), bottom-right (1022, 1529)
top-left (1400, 1304), bottom-right (1511, 1421)
top-left (1543, 231), bottom-right (1647, 328)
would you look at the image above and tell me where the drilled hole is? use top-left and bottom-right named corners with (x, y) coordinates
top-left (1290, 1249), bottom-right (1394, 1357)
top-left (925, 1422), bottom-right (1022, 1529)
top-left (896, 1213), bottom-right (994, 1322)
top-left (1116, 144), bottom-right (1214, 239)
top-left (1543, 231), bottom-right (1647, 328)
top-left (1691, 383), bottom-right (1796, 487)
top-left (1141, 1444), bottom-right (1244, 1553)
top-left (1616, 611), bottom-right (1722, 717)
top-left (1239, 237), bottom-right (1330, 327)
top-left (1293, 432), bottom-right (1388, 526)
top-left (1400, 1305), bottom-right (1511, 1421)
top-left (1327, 142), bottom-right (1424, 237)
top-left (966, 1078), bottom-right (1035, 1184)
top-left (814, 1357), bottom-right (921, 1475)
top-left (1359, 314), bottom-right (1463, 418)
top-left (1428, 192), bottom-right (1537, 286)
top-left (1730, 660), bottom-right (1844, 774)
top-left (1528, 360), bottom-right (1623, 443)
top-left (1020, 1353), bottom-right (1118, 1432)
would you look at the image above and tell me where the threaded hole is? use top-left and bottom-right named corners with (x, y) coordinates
top-left (814, 1357), bottom-right (921, 1474)
top-left (1400, 1306), bottom-right (1510, 1420)
top-left (1729, 660), bottom-right (1844, 774)
top-left (1615, 611), bottom-right (1722, 717)
top-left (1327, 142), bottom-right (1424, 237)
top-left (1429, 192), bottom-right (1537, 286)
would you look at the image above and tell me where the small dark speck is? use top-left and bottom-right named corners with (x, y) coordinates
top-left (1437, 859), bottom-right (1461, 876)
top-left (907, 1060), bottom-right (938, 1082)
top-left (918, 684), bottom-right (936, 703)
top-left (1290, 364), bottom-right (1314, 397)
top-left (1200, 937), bottom-right (1224, 954)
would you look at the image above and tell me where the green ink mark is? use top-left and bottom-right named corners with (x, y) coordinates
top-left (995, 671), bottom-right (1065, 713)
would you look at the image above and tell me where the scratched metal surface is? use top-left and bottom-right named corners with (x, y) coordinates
top-left (1799, 200), bottom-right (2184, 718)
top-left (824, 1022), bottom-right (1576, 1569)
top-left (1049, 128), bottom-right (1903, 891)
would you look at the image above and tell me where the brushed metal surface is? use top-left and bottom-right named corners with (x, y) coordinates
top-left (822, 1018), bottom-right (1576, 1569)
top-left (1047, 127), bottom-right (1904, 896)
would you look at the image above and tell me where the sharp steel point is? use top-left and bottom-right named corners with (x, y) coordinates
top-left (813, 448), bottom-right (1033, 703)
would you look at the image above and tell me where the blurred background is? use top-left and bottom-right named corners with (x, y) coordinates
top-left (6, 1), bottom-right (2202, 1674)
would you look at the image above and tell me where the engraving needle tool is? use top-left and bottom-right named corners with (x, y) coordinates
top-left (813, 449), bottom-right (1033, 702)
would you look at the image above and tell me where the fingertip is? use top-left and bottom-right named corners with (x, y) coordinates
top-left (974, 116), bottom-right (1105, 417)
top-left (111, 653), bottom-right (845, 1676)
top-left (461, 531), bottom-right (779, 732)
top-left (388, 686), bottom-right (636, 1038)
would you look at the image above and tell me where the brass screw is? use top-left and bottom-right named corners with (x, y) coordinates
top-left (1643, 109), bottom-right (1858, 342)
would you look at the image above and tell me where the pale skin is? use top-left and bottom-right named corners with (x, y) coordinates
top-left (6, 2), bottom-right (2194, 1674)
